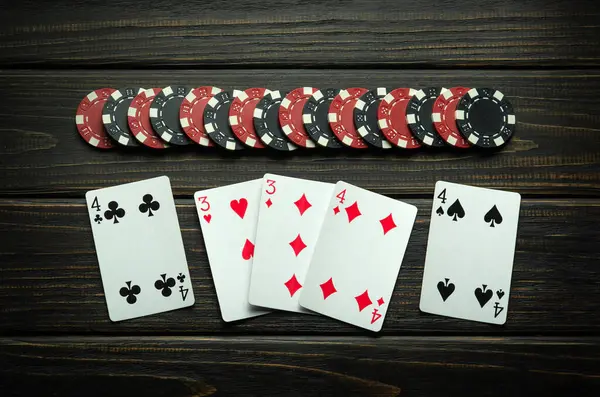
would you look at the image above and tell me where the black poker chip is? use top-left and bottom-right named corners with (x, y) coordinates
top-left (203, 90), bottom-right (245, 151)
top-left (302, 88), bottom-right (343, 149)
top-left (149, 85), bottom-right (192, 146)
top-left (354, 88), bottom-right (393, 149)
top-left (254, 90), bottom-right (298, 151)
top-left (406, 87), bottom-right (447, 147)
top-left (455, 88), bottom-right (516, 148)
top-left (102, 87), bottom-right (144, 147)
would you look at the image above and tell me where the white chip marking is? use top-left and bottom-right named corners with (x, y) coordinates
top-left (199, 137), bottom-right (210, 146)
top-left (494, 136), bottom-right (505, 146)
top-left (423, 136), bottom-right (434, 146)
top-left (229, 115), bottom-right (239, 126)
top-left (211, 87), bottom-right (222, 95)
top-left (414, 90), bottom-right (426, 100)
top-left (88, 137), bottom-right (100, 147)
top-left (207, 97), bottom-right (219, 108)
top-left (282, 125), bottom-right (292, 136)
top-left (408, 88), bottom-right (416, 96)
top-left (280, 97), bottom-right (291, 109)
top-left (441, 88), bottom-right (452, 100)
top-left (493, 90), bottom-right (505, 101)
top-left (432, 113), bottom-right (442, 123)
top-left (342, 136), bottom-right (353, 145)
top-left (468, 134), bottom-right (479, 144)
top-left (163, 86), bottom-right (174, 96)
top-left (376, 87), bottom-right (387, 96)
top-left (397, 138), bottom-right (408, 148)
top-left (225, 141), bottom-right (237, 150)
top-left (118, 136), bottom-right (129, 145)
top-left (305, 139), bottom-right (316, 148)
top-left (287, 143), bottom-right (298, 151)
top-left (232, 89), bottom-right (243, 97)
top-left (149, 108), bottom-right (158, 118)
top-left (127, 107), bottom-right (136, 117)
top-left (102, 114), bottom-right (112, 124)
top-left (302, 114), bottom-right (313, 124)
top-left (339, 90), bottom-right (350, 100)
top-left (448, 135), bottom-right (457, 145)
top-left (237, 91), bottom-right (249, 101)
top-left (381, 140), bottom-right (392, 149)
top-left (185, 91), bottom-right (197, 102)
top-left (303, 87), bottom-right (314, 95)
top-left (355, 99), bottom-right (366, 110)
top-left (87, 91), bottom-right (98, 101)
top-left (328, 113), bottom-right (338, 122)
top-left (383, 93), bottom-right (394, 104)
top-left (317, 136), bottom-right (329, 146)
top-left (246, 137), bottom-right (257, 146)
top-left (508, 114), bottom-right (516, 124)
top-left (378, 119), bottom-right (388, 129)
top-left (269, 90), bottom-right (282, 100)
top-left (406, 114), bottom-right (416, 124)
top-left (358, 126), bottom-right (368, 138)
top-left (455, 110), bottom-right (465, 120)
top-left (205, 123), bottom-right (215, 133)
top-left (161, 132), bottom-right (173, 142)
top-left (261, 133), bottom-right (273, 144)
top-left (312, 90), bottom-right (324, 102)
top-left (75, 115), bottom-right (84, 124)
top-left (468, 88), bottom-right (479, 98)
top-left (253, 108), bottom-right (264, 119)
top-left (135, 132), bottom-right (146, 143)
top-left (111, 90), bottom-right (123, 100)
top-left (180, 118), bottom-right (190, 128)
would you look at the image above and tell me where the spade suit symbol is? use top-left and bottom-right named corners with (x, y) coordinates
top-left (484, 205), bottom-right (503, 227)
top-left (437, 278), bottom-right (455, 301)
top-left (447, 199), bottom-right (465, 222)
top-left (436, 206), bottom-right (444, 216)
top-left (475, 284), bottom-right (493, 307)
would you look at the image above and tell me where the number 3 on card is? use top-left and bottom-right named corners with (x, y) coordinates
top-left (265, 179), bottom-right (276, 195)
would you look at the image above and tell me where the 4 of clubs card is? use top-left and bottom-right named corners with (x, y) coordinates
top-left (299, 181), bottom-right (417, 331)
top-left (86, 176), bottom-right (194, 322)
top-left (419, 181), bottom-right (521, 324)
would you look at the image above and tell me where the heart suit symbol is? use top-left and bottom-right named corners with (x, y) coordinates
top-left (230, 198), bottom-right (248, 219)
top-left (242, 239), bottom-right (254, 260)
top-left (203, 214), bottom-right (212, 223)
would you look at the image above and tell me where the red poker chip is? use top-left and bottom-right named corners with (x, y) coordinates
top-left (328, 87), bottom-right (369, 149)
top-left (432, 86), bottom-right (471, 148)
top-left (228, 88), bottom-right (268, 148)
top-left (128, 88), bottom-right (169, 149)
top-left (279, 87), bottom-right (318, 148)
top-left (377, 88), bottom-right (421, 149)
top-left (75, 88), bottom-right (116, 149)
top-left (179, 86), bottom-right (222, 147)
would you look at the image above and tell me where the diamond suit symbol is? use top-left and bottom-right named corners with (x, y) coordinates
top-left (379, 213), bottom-right (397, 235)
top-left (289, 234), bottom-right (307, 256)
top-left (333, 206), bottom-right (340, 215)
top-left (345, 201), bottom-right (362, 223)
top-left (355, 290), bottom-right (373, 312)
top-left (294, 193), bottom-right (312, 216)
top-left (284, 274), bottom-right (302, 297)
top-left (377, 297), bottom-right (385, 306)
top-left (265, 198), bottom-right (273, 208)
top-left (320, 277), bottom-right (337, 299)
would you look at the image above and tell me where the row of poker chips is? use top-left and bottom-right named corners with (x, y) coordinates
top-left (75, 86), bottom-right (516, 151)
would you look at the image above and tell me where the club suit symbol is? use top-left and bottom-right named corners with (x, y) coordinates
top-left (139, 194), bottom-right (160, 217)
top-left (119, 281), bottom-right (141, 304)
top-left (104, 201), bottom-right (125, 224)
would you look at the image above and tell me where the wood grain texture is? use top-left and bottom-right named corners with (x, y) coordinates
top-left (1, 198), bottom-right (598, 335)
top-left (1, 336), bottom-right (599, 396)
top-left (1, 70), bottom-right (600, 197)
top-left (1, 0), bottom-right (599, 67)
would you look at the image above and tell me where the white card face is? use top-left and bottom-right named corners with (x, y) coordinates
top-left (419, 181), bottom-right (521, 325)
top-left (194, 179), bottom-right (269, 322)
top-left (299, 181), bottom-right (417, 331)
top-left (249, 174), bottom-right (334, 313)
top-left (86, 176), bottom-right (194, 322)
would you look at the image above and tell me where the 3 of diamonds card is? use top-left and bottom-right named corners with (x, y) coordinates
top-left (419, 181), bottom-right (521, 325)
top-left (86, 176), bottom-right (194, 322)
top-left (299, 181), bottom-right (417, 331)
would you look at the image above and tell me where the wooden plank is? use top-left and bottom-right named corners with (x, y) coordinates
top-left (1, 70), bottom-right (600, 197)
top-left (1, 1), bottom-right (599, 67)
top-left (1, 198), bottom-right (599, 335)
top-left (1, 336), bottom-right (599, 396)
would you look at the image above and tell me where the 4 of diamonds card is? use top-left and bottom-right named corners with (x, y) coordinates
top-left (419, 181), bottom-right (521, 324)
top-left (299, 181), bottom-right (417, 331)
top-left (194, 180), bottom-right (269, 322)
top-left (249, 174), bottom-right (334, 313)
top-left (86, 176), bottom-right (194, 322)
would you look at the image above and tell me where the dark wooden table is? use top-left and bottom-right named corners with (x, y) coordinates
top-left (1, 1), bottom-right (600, 395)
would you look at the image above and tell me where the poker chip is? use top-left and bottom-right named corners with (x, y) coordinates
top-left (102, 87), bottom-right (144, 147)
top-left (455, 88), bottom-right (516, 148)
top-left (75, 88), bottom-right (117, 149)
top-left (279, 87), bottom-right (318, 148)
top-left (302, 88), bottom-right (343, 149)
top-left (406, 87), bottom-right (447, 147)
top-left (353, 88), bottom-right (392, 149)
top-left (149, 86), bottom-right (192, 146)
top-left (128, 88), bottom-right (169, 149)
top-left (432, 87), bottom-right (471, 148)
top-left (228, 88), bottom-right (268, 148)
top-left (328, 87), bottom-right (369, 149)
top-left (179, 86), bottom-right (222, 147)
top-left (203, 90), bottom-right (245, 151)
top-left (253, 90), bottom-right (298, 151)
top-left (377, 88), bottom-right (421, 149)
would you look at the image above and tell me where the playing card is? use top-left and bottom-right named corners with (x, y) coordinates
top-left (194, 180), bottom-right (269, 322)
top-left (299, 181), bottom-right (418, 331)
top-left (86, 176), bottom-right (194, 322)
top-left (419, 181), bottom-right (521, 325)
top-left (249, 174), bottom-right (334, 313)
